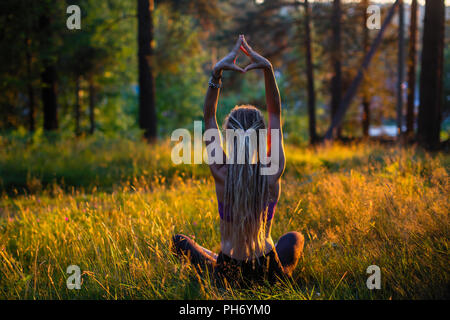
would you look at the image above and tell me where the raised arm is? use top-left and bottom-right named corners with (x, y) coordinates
top-left (204, 36), bottom-right (245, 180)
top-left (242, 36), bottom-right (286, 180)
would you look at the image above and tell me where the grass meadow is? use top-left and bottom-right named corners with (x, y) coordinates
top-left (0, 135), bottom-right (448, 299)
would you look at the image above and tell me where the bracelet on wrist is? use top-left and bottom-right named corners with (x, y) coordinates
top-left (208, 77), bottom-right (221, 89)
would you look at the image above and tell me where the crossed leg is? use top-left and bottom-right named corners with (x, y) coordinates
top-left (172, 232), bottom-right (304, 277)
top-left (275, 231), bottom-right (305, 276)
top-left (171, 234), bottom-right (217, 274)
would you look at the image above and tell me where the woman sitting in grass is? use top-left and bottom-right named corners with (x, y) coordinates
top-left (172, 35), bottom-right (304, 286)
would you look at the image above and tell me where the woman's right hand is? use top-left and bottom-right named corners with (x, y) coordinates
top-left (212, 35), bottom-right (246, 77)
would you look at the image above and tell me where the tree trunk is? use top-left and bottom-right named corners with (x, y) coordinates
top-left (324, 0), bottom-right (399, 140)
top-left (88, 77), bottom-right (96, 135)
top-left (25, 35), bottom-right (35, 132)
top-left (417, 0), bottom-right (444, 150)
top-left (406, 0), bottom-right (418, 137)
top-left (39, 14), bottom-right (58, 131)
top-left (75, 77), bottom-right (81, 136)
top-left (331, 0), bottom-right (342, 138)
top-left (211, 46), bottom-right (217, 69)
top-left (304, 0), bottom-right (317, 144)
top-left (361, 0), bottom-right (370, 138)
top-left (396, 0), bottom-right (405, 137)
top-left (138, 0), bottom-right (157, 141)
top-left (25, 3), bottom-right (35, 132)
top-left (41, 65), bottom-right (58, 131)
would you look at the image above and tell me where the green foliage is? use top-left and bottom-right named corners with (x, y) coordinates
top-left (0, 134), bottom-right (207, 193)
top-left (154, 4), bottom-right (208, 135)
top-left (0, 0), bottom-right (447, 141)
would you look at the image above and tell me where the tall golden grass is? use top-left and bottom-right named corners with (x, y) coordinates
top-left (0, 138), bottom-right (448, 299)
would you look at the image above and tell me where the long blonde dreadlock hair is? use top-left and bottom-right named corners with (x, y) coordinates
top-left (221, 105), bottom-right (269, 260)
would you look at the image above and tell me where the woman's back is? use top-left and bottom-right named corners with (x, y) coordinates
top-left (213, 105), bottom-right (282, 260)
top-left (171, 35), bottom-right (303, 286)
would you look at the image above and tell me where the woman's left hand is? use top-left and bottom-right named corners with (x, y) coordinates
top-left (212, 35), bottom-right (246, 77)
